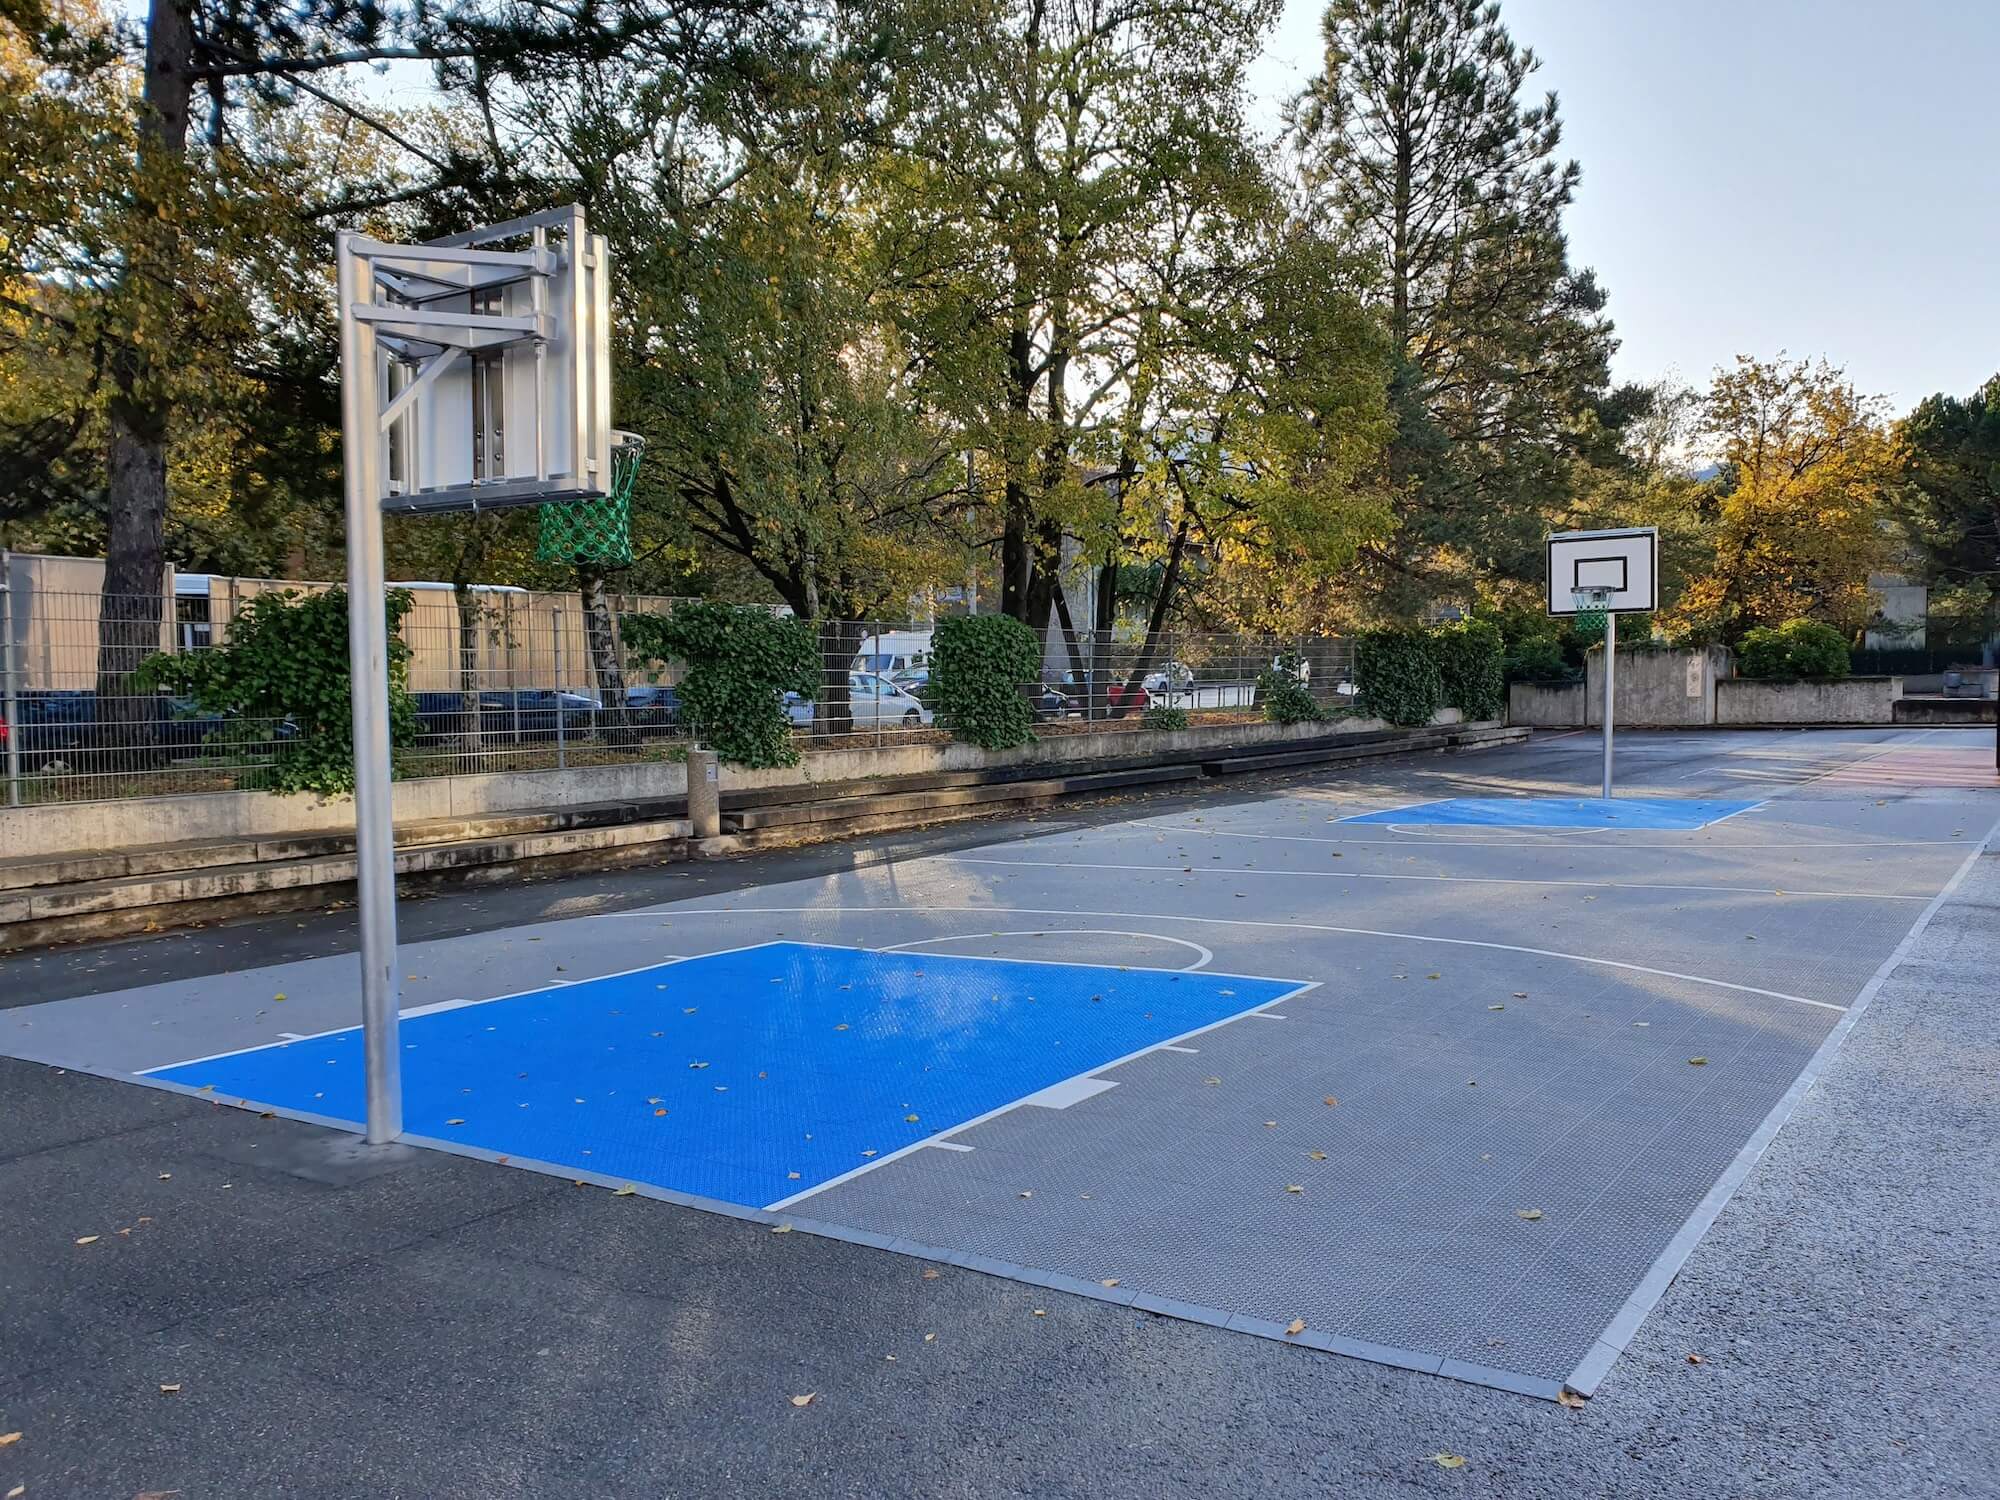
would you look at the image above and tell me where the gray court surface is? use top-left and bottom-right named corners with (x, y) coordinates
top-left (6, 727), bottom-right (1995, 1404)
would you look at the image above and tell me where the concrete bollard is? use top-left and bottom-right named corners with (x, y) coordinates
top-left (687, 747), bottom-right (721, 839)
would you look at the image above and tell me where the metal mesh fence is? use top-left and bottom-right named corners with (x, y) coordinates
top-left (1, 581), bottom-right (1356, 806)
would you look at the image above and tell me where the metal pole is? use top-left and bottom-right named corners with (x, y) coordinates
top-left (337, 231), bottom-right (403, 1146)
top-left (1601, 610), bottom-right (1617, 799)
top-left (554, 611), bottom-right (567, 771)
top-left (2, 552), bottom-right (21, 807)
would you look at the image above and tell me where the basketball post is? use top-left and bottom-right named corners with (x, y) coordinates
top-left (1601, 606), bottom-right (1616, 798)
top-left (1547, 528), bottom-right (1656, 806)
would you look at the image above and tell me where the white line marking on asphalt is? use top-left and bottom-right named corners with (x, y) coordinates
top-left (876, 929), bottom-right (1215, 972)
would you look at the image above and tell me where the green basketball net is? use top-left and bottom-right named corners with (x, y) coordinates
top-left (1571, 587), bottom-right (1611, 642)
top-left (536, 431), bottom-right (643, 567)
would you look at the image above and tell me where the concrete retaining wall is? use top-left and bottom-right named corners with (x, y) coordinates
top-left (0, 709), bottom-right (1468, 861)
top-left (1507, 682), bottom-right (1585, 727)
top-left (1585, 646), bottom-right (1733, 727)
top-left (1716, 676), bottom-right (1902, 726)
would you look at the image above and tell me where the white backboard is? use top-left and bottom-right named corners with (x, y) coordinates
top-left (1546, 527), bottom-right (1659, 614)
top-left (339, 206), bottom-right (612, 516)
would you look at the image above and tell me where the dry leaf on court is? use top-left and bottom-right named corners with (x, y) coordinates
top-left (786, 1171), bottom-right (800, 1179)
top-left (1204, 1077), bottom-right (1222, 1086)
top-left (445, 1118), bottom-right (465, 1126)
top-left (922, 1268), bottom-right (940, 1280)
top-left (905, 1114), bottom-right (920, 1123)
top-left (158, 1383), bottom-right (181, 1395)
top-left (1488, 1004), bottom-right (1505, 1011)
top-left (1100, 1279), bottom-right (1121, 1288)
top-left (1686, 1353), bottom-right (1704, 1365)
top-left (1557, 1389), bottom-right (1586, 1408)
top-left (1263, 1121), bottom-right (1277, 1129)
top-left (1285, 1184), bottom-right (1304, 1194)
top-left (1431, 1453), bottom-right (1466, 1470)
top-left (688, 1061), bottom-right (709, 1070)
top-left (790, 1393), bottom-right (816, 1408)
top-left (1032, 1309), bottom-right (1047, 1317)
top-left (1285, 1319), bottom-right (1306, 1337)
top-left (1308, 1150), bottom-right (1327, 1161)
top-left (1513, 992), bottom-right (1527, 999)
top-left (1426, 973), bottom-right (1441, 980)
top-left (771, 1224), bottom-right (793, 1234)
top-left (1516, 1209), bottom-right (1543, 1221)
top-left (158, 1173), bottom-right (171, 1181)
top-left (834, 1023), bottom-right (849, 1031)
top-left (74, 1235), bottom-right (99, 1246)
top-left (613, 1185), bottom-right (637, 1197)
top-left (1323, 1095), bottom-right (1339, 1108)
top-left (924, 1332), bottom-right (936, 1342)
top-left (655, 1109), bottom-right (668, 1117)
top-left (1688, 1057), bottom-right (1708, 1066)
top-left (6, 1483), bottom-right (21, 1498)
top-left (1017, 1190), bottom-right (1032, 1199)
top-left (0, 1432), bottom-right (19, 1446)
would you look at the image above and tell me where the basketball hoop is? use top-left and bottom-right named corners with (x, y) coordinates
top-left (536, 429), bottom-right (643, 567)
top-left (1570, 586), bottom-right (1612, 642)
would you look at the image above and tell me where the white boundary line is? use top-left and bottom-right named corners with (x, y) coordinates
top-left (1563, 811), bottom-right (2000, 1397)
top-left (137, 944), bottom-right (734, 1077)
top-left (595, 904), bottom-right (1850, 1014)
top-left (763, 977), bottom-right (1324, 1213)
top-left (941, 855), bottom-right (1928, 904)
top-left (1131, 819), bottom-right (1969, 852)
top-left (876, 929), bottom-right (1217, 972)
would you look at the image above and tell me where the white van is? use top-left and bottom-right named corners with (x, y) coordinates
top-left (852, 629), bottom-right (934, 680)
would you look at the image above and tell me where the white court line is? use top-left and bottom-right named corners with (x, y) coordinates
top-left (606, 904), bottom-right (1850, 1014)
top-left (876, 929), bottom-right (1215, 972)
top-left (944, 855), bottom-right (1929, 903)
top-left (1131, 819), bottom-right (1966, 852)
top-left (138, 946), bottom-right (724, 1077)
top-left (763, 976), bottom-right (1325, 1212)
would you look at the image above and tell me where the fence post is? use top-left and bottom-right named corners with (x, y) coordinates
top-left (1, 551), bottom-right (20, 808)
top-left (553, 609), bottom-right (567, 771)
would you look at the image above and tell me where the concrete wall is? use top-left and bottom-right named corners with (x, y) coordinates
top-left (1584, 646), bottom-right (1732, 727)
top-left (1716, 676), bottom-right (1902, 726)
top-left (1507, 681), bottom-right (1586, 728)
top-left (0, 708), bottom-right (1478, 861)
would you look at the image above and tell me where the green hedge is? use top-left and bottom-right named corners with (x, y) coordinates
top-left (1737, 619), bottom-right (1850, 681)
top-left (1255, 665), bottom-right (1321, 724)
top-left (1432, 619), bottom-right (1505, 720)
top-left (1141, 704), bottom-right (1191, 732)
top-left (1503, 635), bottom-right (1577, 684)
top-left (1356, 629), bottom-right (1445, 727)
top-left (931, 614), bottom-right (1041, 750)
top-left (619, 603), bottom-right (817, 768)
top-left (136, 587), bottom-right (418, 795)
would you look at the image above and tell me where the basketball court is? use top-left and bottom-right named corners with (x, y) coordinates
top-left (7, 726), bottom-right (1993, 1401)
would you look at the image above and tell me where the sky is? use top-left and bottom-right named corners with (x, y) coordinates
top-left (1245, 0), bottom-right (2000, 414)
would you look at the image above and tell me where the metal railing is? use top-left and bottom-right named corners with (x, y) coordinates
top-left (0, 584), bottom-right (1355, 805)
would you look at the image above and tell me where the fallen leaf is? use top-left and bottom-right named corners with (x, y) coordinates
top-left (688, 1061), bottom-right (709, 1070)
top-left (905, 1114), bottom-right (920, 1123)
top-left (0, 1433), bottom-right (18, 1447)
top-left (655, 1109), bottom-right (668, 1117)
top-left (1018, 1190), bottom-right (1032, 1199)
top-left (1032, 1309), bottom-right (1047, 1317)
top-left (74, 1235), bottom-right (99, 1246)
top-left (613, 1185), bottom-right (637, 1197)
top-left (1285, 1184), bottom-right (1304, 1194)
top-left (1513, 992), bottom-right (1527, 998)
top-left (445, 1118), bottom-right (465, 1126)
top-left (1488, 1005), bottom-right (1505, 1011)
top-left (789, 1393), bottom-right (815, 1408)
top-left (272, 992), bottom-right (286, 1002)
top-left (1688, 1057), bottom-right (1708, 1067)
top-left (922, 1268), bottom-right (940, 1280)
top-left (1323, 1095), bottom-right (1339, 1108)
top-left (1263, 1120), bottom-right (1277, 1129)
top-left (158, 1383), bottom-right (181, 1395)
top-left (861, 1150), bottom-right (877, 1158)
top-left (158, 1173), bottom-right (171, 1181)
top-left (1100, 1278), bottom-right (1121, 1288)
top-left (786, 1171), bottom-right (800, 1179)
top-left (1431, 1453), bottom-right (1466, 1470)
top-left (771, 1224), bottom-right (793, 1234)
top-left (924, 1332), bottom-right (936, 1342)
top-left (1285, 1318), bottom-right (1306, 1337)
top-left (1516, 1208), bottom-right (1544, 1221)
top-left (1557, 1389), bottom-right (1586, 1408)
top-left (1686, 1353), bottom-right (1704, 1366)
top-left (6, 1483), bottom-right (21, 1498)
top-left (1204, 1077), bottom-right (1222, 1086)
top-left (1426, 973), bottom-right (1441, 980)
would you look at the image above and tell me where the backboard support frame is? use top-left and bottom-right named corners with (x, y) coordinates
top-left (336, 207), bottom-right (613, 1146)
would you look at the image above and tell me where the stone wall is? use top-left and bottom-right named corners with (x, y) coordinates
top-left (1715, 676), bottom-right (1903, 726)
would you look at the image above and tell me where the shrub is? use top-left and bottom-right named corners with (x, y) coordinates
top-left (1355, 629), bottom-right (1444, 726)
top-left (135, 587), bottom-right (418, 796)
top-left (1141, 704), bottom-right (1191, 732)
top-left (619, 603), bottom-right (817, 767)
top-left (930, 614), bottom-right (1042, 750)
top-left (1432, 619), bottom-right (1506, 720)
top-left (1255, 666), bottom-right (1321, 724)
top-left (1503, 635), bottom-right (1575, 684)
top-left (1737, 619), bottom-right (1851, 681)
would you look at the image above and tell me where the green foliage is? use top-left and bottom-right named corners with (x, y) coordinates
top-left (1504, 635), bottom-right (1576, 684)
top-left (1255, 667), bottom-right (1321, 725)
top-left (930, 615), bottom-right (1041, 751)
top-left (1892, 374), bottom-right (2000, 595)
top-left (619, 604), bottom-right (817, 768)
top-left (1736, 620), bottom-right (1851, 681)
top-left (1141, 704), bottom-right (1190, 732)
top-left (134, 587), bottom-right (416, 795)
top-left (1432, 619), bottom-right (1506, 720)
top-left (1356, 630), bottom-right (1445, 727)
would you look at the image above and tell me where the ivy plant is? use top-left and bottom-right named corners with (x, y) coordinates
top-left (1431, 619), bottom-right (1506, 720)
top-left (1255, 665), bottom-right (1321, 724)
top-left (620, 603), bottom-right (818, 768)
top-left (1355, 629), bottom-right (1444, 727)
top-left (930, 615), bottom-right (1042, 750)
top-left (135, 587), bottom-right (418, 795)
top-left (1141, 704), bottom-right (1191, 732)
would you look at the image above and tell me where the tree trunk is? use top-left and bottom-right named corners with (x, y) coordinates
top-left (453, 583), bottom-right (485, 754)
top-left (577, 564), bottom-right (632, 745)
top-left (95, 0), bottom-right (195, 749)
top-left (815, 617), bottom-right (863, 739)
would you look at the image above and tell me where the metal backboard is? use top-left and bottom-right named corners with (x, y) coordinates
top-left (1546, 527), bottom-right (1658, 615)
top-left (340, 206), bottom-right (612, 516)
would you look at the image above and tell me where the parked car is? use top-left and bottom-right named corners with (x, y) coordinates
top-left (888, 668), bottom-right (935, 702)
top-left (1055, 672), bottom-right (1152, 716)
top-left (0, 689), bottom-right (293, 770)
top-left (852, 629), bottom-right (934, 680)
top-left (622, 683), bottom-right (682, 730)
top-left (1140, 661), bottom-right (1194, 693)
top-left (411, 689), bottom-right (598, 743)
top-left (783, 671), bottom-right (935, 730)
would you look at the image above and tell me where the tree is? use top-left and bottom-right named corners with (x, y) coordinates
top-left (1891, 375), bottom-right (2000, 640)
top-left (1667, 355), bottom-right (1897, 643)
top-left (1294, 0), bottom-right (1624, 615)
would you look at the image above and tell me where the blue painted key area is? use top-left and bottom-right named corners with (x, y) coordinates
top-left (148, 942), bottom-right (1299, 1209)
top-left (1341, 796), bottom-right (1761, 830)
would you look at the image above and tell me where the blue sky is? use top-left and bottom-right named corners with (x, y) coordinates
top-left (1247, 0), bottom-right (2000, 413)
